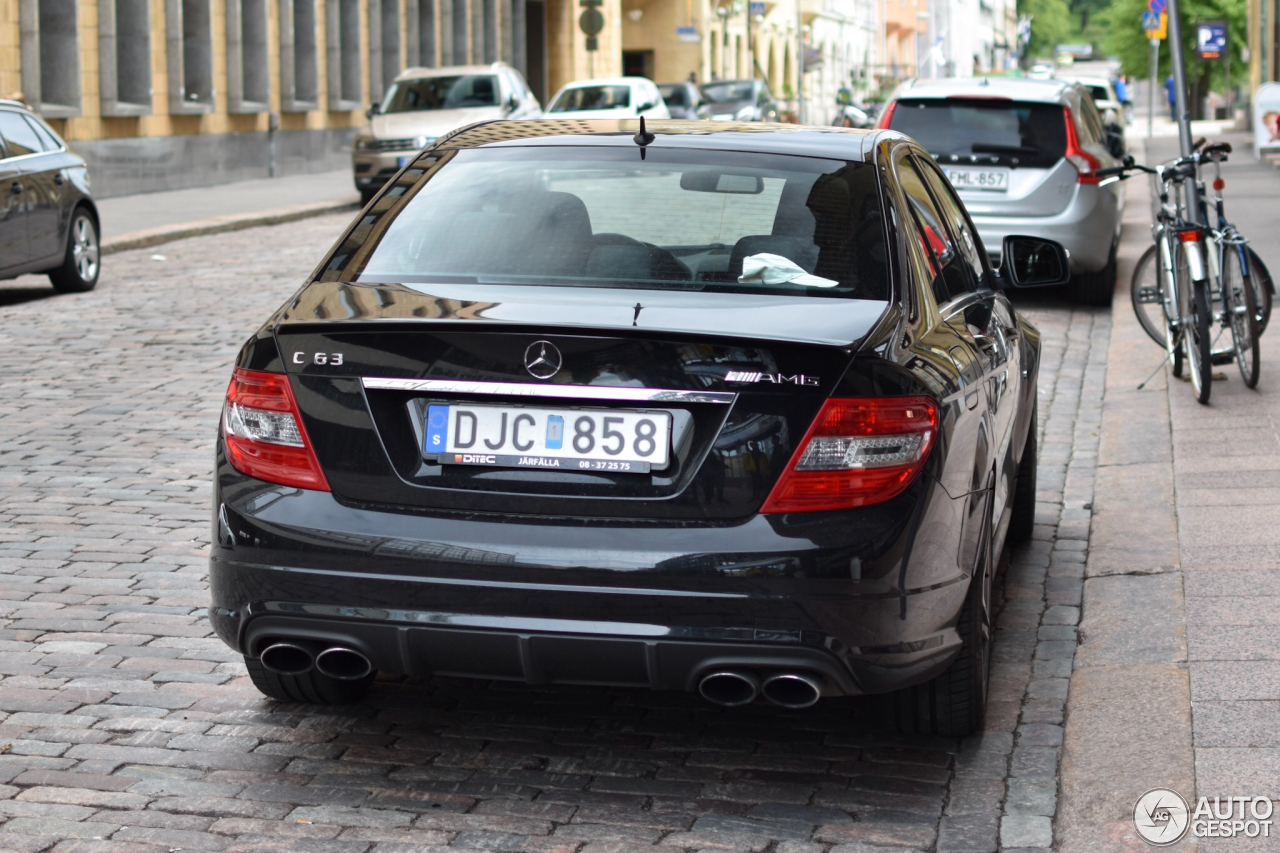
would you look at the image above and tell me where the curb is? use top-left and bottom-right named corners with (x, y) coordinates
top-left (101, 198), bottom-right (361, 256)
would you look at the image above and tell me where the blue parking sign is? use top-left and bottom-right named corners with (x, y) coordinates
top-left (1195, 21), bottom-right (1227, 59)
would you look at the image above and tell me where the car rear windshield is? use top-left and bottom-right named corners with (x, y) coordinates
top-left (1086, 85), bottom-right (1109, 102)
top-left (550, 86), bottom-right (631, 112)
top-left (346, 147), bottom-right (889, 301)
top-left (379, 75), bottom-right (499, 112)
top-left (703, 81), bottom-right (755, 103)
top-left (889, 98), bottom-right (1067, 168)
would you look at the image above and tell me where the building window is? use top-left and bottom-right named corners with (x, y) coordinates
top-left (166, 0), bottom-right (215, 113)
top-left (327, 0), bottom-right (363, 110)
top-left (380, 0), bottom-right (402, 95)
top-left (226, 0), bottom-right (270, 112)
top-left (18, 0), bottom-right (83, 117)
top-left (99, 0), bottom-right (152, 115)
top-left (406, 0), bottom-right (436, 67)
top-left (280, 0), bottom-right (319, 111)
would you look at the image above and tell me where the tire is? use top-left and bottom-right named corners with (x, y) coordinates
top-left (879, 496), bottom-right (993, 737)
top-left (48, 207), bottom-right (100, 293)
top-left (1224, 248), bottom-right (1261, 389)
top-left (1246, 247), bottom-right (1273, 335)
top-left (245, 656), bottom-right (374, 704)
top-left (1073, 240), bottom-right (1117, 307)
top-left (1007, 400), bottom-right (1038, 544)
top-left (1184, 271), bottom-right (1213, 405)
top-left (1131, 244), bottom-right (1166, 346)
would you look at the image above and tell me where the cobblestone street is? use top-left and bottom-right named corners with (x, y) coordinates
top-left (0, 214), bottom-right (1103, 853)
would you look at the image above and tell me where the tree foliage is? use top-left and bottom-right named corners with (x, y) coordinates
top-left (1018, 0), bottom-right (1075, 60)
top-left (1100, 0), bottom-right (1245, 91)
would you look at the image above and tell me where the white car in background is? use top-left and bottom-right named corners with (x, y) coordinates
top-left (1056, 75), bottom-right (1127, 131)
top-left (544, 78), bottom-right (671, 120)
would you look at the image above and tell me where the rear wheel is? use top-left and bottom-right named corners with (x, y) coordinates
top-left (245, 656), bottom-right (374, 704)
top-left (1007, 400), bottom-right (1038, 544)
top-left (1131, 244), bottom-right (1167, 346)
top-left (49, 207), bottom-right (100, 293)
top-left (1183, 267), bottom-right (1213, 404)
top-left (879, 496), bottom-right (993, 737)
top-left (1073, 240), bottom-right (1117, 307)
top-left (1246, 247), bottom-right (1273, 334)
top-left (1224, 247), bottom-right (1261, 389)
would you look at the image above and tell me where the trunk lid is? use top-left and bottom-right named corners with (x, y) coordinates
top-left (275, 281), bottom-right (887, 520)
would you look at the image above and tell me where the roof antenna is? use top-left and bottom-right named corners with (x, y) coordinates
top-left (633, 115), bottom-right (655, 147)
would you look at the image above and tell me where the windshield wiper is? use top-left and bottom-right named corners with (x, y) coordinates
top-left (971, 143), bottom-right (1044, 156)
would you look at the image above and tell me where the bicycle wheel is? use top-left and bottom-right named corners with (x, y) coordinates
top-left (1131, 244), bottom-right (1168, 345)
top-left (1246, 247), bottom-right (1273, 334)
top-left (1224, 247), bottom-right (1261, 388)
top-left (1182, 254), bottom-right (1213, 404)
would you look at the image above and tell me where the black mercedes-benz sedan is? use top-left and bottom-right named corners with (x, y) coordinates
top-left (210, 119), bottom-right (1069, 736)
top-left (0, 99), bottom-right (100, 292)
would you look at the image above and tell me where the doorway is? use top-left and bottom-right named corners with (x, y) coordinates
top-left (622, 50), bottom-right (653, 79)
top-left (526, 0), bottom-right (546, 102)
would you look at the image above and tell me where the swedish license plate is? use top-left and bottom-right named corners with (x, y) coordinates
top-left (944, 167), bottom-right (1010, 192)
top-left (425, 403), bottom-right (671, 473)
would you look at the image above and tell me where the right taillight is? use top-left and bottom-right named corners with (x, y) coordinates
top-left (222, 368), bottom-right (330, 491)
top-left (761, 396), bottom-right (938, 513)
top-left (1063, 106), bottom-right (1101, 184)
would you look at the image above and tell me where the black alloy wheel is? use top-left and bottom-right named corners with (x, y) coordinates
top-left (880, 493), bottom-right (994, 737)
top-left (245, 655), bottom-right (375, 704)
top-left (49, 208), bottom-right (100, 293)
top-left (1007, 399), bottom-right (1039, 544)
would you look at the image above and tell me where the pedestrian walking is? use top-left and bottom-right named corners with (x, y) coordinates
top-left (1165, 74), bottom-right (1178, 121)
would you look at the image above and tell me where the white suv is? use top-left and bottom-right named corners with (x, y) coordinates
top-left (353, 63), bottom-right (541, 203)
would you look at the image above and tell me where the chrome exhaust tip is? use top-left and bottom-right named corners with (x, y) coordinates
top-left (314, 647), bottom-right (374, 681)
top-left (761, 672), bottom-right (822, 709)
top-left (698, 670), bottom-right (760, 707)
top-left (259, 642), bottom-right (314, 676)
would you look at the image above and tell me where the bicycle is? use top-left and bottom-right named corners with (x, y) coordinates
top-left (1100, 155), bottom-right (1216, 403)
top-left (1129, 141), bottom-right (1269, 390)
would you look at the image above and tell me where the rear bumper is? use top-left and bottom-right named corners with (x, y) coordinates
top-left (210, 458), bottom-right (973, 698)
top-left (972, 184), bottom-right (1121, 274)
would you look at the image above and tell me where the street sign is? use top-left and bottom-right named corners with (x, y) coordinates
top-left (749, 1), bottom-right (765, 15)
top-left (579, 0), bottom-right (603, 51)
top-left (675, 25), bottom-right (700, 42)
top-left (1195, 21), bottom-right (1227, 59)
top-left (1145, 11), bottom-right (1167, 39)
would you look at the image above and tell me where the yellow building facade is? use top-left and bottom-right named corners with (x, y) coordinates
top-left (1, 0), bottom-right (621, 195)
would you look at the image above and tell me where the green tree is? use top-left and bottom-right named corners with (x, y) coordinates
top-left (1018, 0), bottom-right (1075, 60)
top-left (1100, 0), bottom-right (1244, 94)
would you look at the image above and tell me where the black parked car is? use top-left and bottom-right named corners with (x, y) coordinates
top-left (210, 120), bottom-right (1069, 735)
top-left (0, 100), bottom-right (99, 292)
top-left (658, 82), bottom-right (712, 119)
top-left (701, 79), bottom-right (779, 122)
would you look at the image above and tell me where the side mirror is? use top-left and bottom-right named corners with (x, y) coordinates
top-left (1000, 235), bottom-right (1071, 288)
top-left (1105, 130), bottom-right (1125, 158)
top-left (365, 105), bottom-right (378, 120)
top-left (505, 95), bottom-right (520, 113)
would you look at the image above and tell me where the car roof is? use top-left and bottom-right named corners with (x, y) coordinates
top-left (558, 77), bottom-right (655, 89)
top-left (435, 118), bottom-right (888, 161)
top-left (0, 99), bottom-right (33, 111)
top-left (893, 76), bottom-right (1076, 105)
top-left (393, 63), bottom-right (511, 82)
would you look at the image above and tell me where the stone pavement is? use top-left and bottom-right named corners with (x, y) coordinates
top-left (1056, 133), bottom-right (1280, 853)
top-left (0, 210), bottom-right (1095, 850)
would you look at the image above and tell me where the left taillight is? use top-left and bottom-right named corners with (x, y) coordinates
top-left (761, 396), bottom-right (938, 513)
top-left (222, 368), bottom-right (330, 491)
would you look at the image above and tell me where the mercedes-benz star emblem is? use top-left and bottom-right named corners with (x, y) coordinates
top-left (524, 341), bottom-right (562, 380)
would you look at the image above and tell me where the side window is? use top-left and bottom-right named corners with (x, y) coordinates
top-left (897, 154), bottom-right (955, 305)
top-left (916, 157), bottom-right (986, 288)
top-left (0, 111), bottom-right (43, 158)
top-left (24, 116), bottom-right (61, 152)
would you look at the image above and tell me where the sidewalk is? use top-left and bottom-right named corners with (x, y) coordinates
top-left (1058, 132), bottom-right (1280, 851)
top-left (97, 169), bottom-right (359, 253)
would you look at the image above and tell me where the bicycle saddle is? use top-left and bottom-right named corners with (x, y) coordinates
top-left (1201, 141), bottom-right (1232, 160)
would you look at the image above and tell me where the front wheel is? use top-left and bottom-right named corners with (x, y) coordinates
top-left (1223, 248), bottom-right (1261, 388)
top-left (1246, 247), bottom-right (1273, 335)
top-left (49, 208), bottom-right (100, 293)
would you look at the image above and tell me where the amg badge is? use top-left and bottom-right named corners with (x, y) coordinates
top-left (725, 371), bottom-right (820, 386)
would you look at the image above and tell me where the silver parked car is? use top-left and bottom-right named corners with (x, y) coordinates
top-left (353, 63), bottom-right (541, 204)
top-left (879, 77), bottom-right (1124, 305)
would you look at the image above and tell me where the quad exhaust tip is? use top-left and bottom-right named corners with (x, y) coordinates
top-left (260, 641), bottom-right (373, 681)
top-left (698, 670), bottom-right (761, 707)
top-left (761, 672), bottom-right (822, 709)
